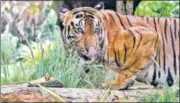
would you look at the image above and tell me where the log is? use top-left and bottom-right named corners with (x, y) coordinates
top-left (1, 84), bottom-right (163, 102)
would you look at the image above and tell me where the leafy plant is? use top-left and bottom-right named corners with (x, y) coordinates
top-left (135, 1), bottom-right (179, 17)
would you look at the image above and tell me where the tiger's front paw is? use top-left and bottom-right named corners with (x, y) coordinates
top-left (101, 80), bottom-right (121, 88)
top-left (118, 79), bottom-right (134, 90)
top-left (101, 81), bottom-right (121, 90)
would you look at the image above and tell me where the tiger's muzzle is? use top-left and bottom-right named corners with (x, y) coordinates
top-left (78, 46), bottom-right (99, 63)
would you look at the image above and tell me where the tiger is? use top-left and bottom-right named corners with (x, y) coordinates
top-left (59, 2), bottom-right (179, 89)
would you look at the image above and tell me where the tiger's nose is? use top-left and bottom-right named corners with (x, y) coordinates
top-left (86, 47), bottom-right (97, 58)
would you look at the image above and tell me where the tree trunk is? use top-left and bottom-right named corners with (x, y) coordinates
top-left (116, 1), bottom-right (134, 15)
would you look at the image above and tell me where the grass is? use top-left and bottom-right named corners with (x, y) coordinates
top-left (139, 84), bottom-right (179, 102)
top-left (1, 28), bottom-right (113, 88)
top-left (1, 47), bottom-right (111, 88)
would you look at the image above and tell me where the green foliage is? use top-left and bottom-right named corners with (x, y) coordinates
top-left (139, 85), bottom-right (179, 102)
top-left (135, 1), bottom-right (179, 17)
top-left (1, 1), bottom-right (55, 43)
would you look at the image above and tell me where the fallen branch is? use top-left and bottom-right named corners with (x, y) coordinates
top-left (1, 84), bottom-right (162, 102)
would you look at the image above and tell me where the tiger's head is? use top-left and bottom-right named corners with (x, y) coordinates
top-left (59, 2), bottom-right (106, 62)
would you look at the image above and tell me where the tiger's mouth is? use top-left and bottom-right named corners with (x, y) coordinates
top-left (78, 53), bottom-right (92, 61)
top-left (78, 47), bottom-right (100, 63)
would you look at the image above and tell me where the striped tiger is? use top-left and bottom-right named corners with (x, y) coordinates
top-left (59, 2), bottom-right (179, 88)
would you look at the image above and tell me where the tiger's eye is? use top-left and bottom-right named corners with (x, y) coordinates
top-left (77, 28), bottom-right (84, 34)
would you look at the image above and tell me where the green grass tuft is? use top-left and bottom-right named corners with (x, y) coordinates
top-left (139, 85), bottom-right (179, 102)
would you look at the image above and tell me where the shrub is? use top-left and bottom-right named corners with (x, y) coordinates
top-left (135, 1), bottom-right (179, 18)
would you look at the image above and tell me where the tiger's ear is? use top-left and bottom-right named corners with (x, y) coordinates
top-left (94, 2), bottom-right (104, 10)
top-left (59, 8), bottom-right (70, 21)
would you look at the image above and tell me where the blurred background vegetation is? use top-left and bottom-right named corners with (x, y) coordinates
top-left (1, 1), bottom-right (179, 102)
top-left (1, 1), bottom-right (111, 88)
top-left (135, 1), bottom-right (179, 17)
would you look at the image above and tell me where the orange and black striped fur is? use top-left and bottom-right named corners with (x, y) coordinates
top-left (59, 2), bottom-right (179, 88)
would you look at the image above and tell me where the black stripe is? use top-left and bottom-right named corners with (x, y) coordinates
top-left (107, 48), bottom-right (109, 65)
top-left (71, 22), bottom-right (78, 33)
top-left (123, 43), bottom-right (127, 63)
top-left (164, 18), bottom-right (168, 42)
top-left (152, 49), bottom-right (158, 84)
top-left (116, 13), bottom-right (126, 29)
top-left (127, 29), bottom-right (136, 48)
top-left (162, 33), bottom-right (166, 73)
top-left (100, 35), bottom-right (104, 49)
top-left (158, 50), bottom-right (161, 69)
top-left (97, 21), bottom-right (100, 26)
top-left (134, 30), bottom-right (143, 52)
top-left (73, 10), bottom-right (95, 15)
top-left (114, 50), bottom-right (121, 66)
top-left (151, 66), bottom-right (157, 86)
top-left (158, 71), bottom-right (161, 78)
top-left (179, 55), bottom-right (180, 72)
top-left (174, 19), bottom-right (177, 39)
top-left (155, 32), bottom-right (159, 45)
top-left (73, 11), bottom-right (81, 15)
top-left (72, 26), bottom-right (79, 34)
top-left (166, 67), bottom-right (174, 87)
top-left (157, 17), bottom-right (160, 24)
top-left (170, 25), bottom-right (177, 75)
top-left (68, 27), bottom-right (74, 45)
top-left (87, 15), bottom-right (94, 19)
top-left (126, 16), bottom-right (133, 26)
top-left (146, 17), bottom-right (149, 23)
top-left (67, 35), bottom-right (76, 39)
top-left (117, 47), bottom-right (121, 66)
top-left (178, 30), bottom-right (180, 40)
top-left (153, 17), bottom-right (157, 32)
